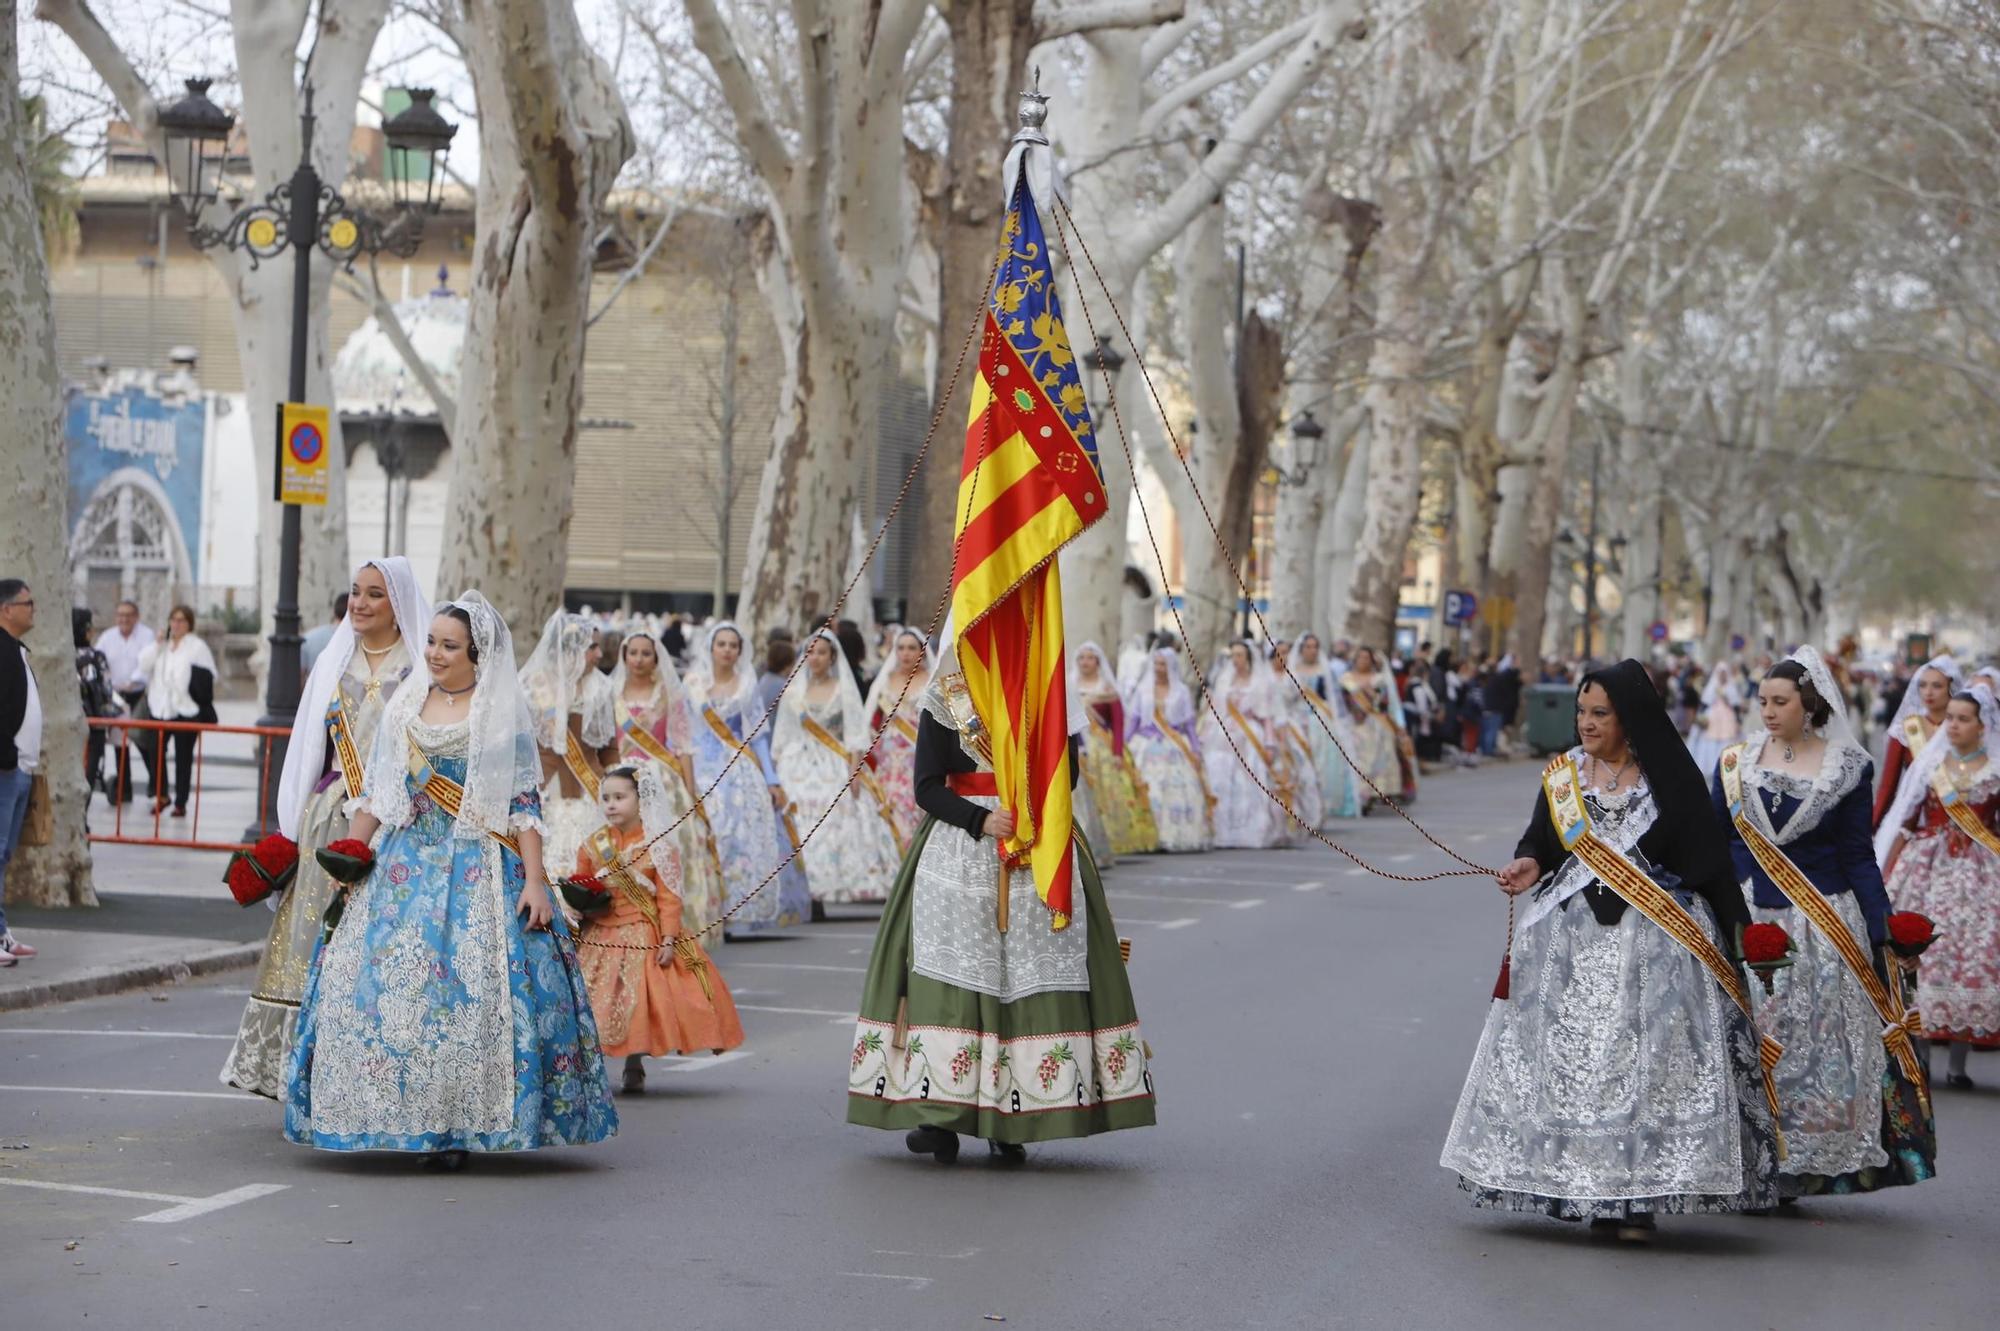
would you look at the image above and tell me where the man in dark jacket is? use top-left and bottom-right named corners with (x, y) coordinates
top-left (0, 578), bottom-right (44, 963)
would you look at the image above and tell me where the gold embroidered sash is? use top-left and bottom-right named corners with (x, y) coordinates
top-left (1722, 745), bottom-right (1930, 1114)
top-left (585, 825), bottom-right (660, 932)
top-left (1543, 754), bottom-right (1786, 1143)
top-left (564, 729), bottom-right (601, 800)
top-left (620, 716), bottom-right (676, 768)
top-left (1902, 713), bottom-right (1932, 756)
top-left (405, 748), bottom-right (521, 856)
top-left (1229, 701), bottom-right (1274, 769)
top-left (1155, 706), bottom-right (1215, 808)
top-left (888, 713), bottom-right (919, 745)
top-left (1931, 765), bottom-right (2000, 860)
top-left (327, 696), bottom-right (365, 800)
top-left (801, 712), bottom-right (907, 854)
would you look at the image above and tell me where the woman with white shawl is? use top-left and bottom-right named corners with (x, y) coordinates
top-left (1341, 645), bottom-right (1417, 807)
top-left (520, 611), bottom-right (617, 880)
top-left (1686, 661), bottom-right (1745, 777)
top-left (685, 621), bottom-right (810, 934)
top-left (284, 592), bottom-right (616, 1165)
top-left (1875, 653), bottom-right (1964, 828)
top-left (1072, 640), bottom-right (1159, 856)
top-left (1712, 647), bottom-right (1934, 1196)
top-left (1291, 633), bottom-right (1361, 821)
top-left (862, 626), bottom-right (933, 841)
top-left (1122, 647), bottom-right (1212, 852)
top-left (608, 631), bottom-right (726, 929)
top-left (221, 557), bottom-right (428, 1099)
top-left (1266, 639), bottom-right (1325, 843)
top-left (775, 629), bottom-right (904, 908)
top-left (1199, 640), bottom-right (1282, 849)
top-left (1881, 681), bottom-right (2000, 1089)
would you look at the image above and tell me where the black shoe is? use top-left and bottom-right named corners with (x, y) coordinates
top-left (904, 1126), bottom-right (958, 1163)
top-left (987, 1140), bottom-right (1027, 1165)
top-left (810, 899), bottom-right (828, 923)
top-left (422, 1149), bottom-right (470, 1172)
top-left (1946, 1072), bottom-right (1976, 1091)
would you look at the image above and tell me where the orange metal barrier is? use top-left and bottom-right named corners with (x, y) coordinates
top-left (86, 716), bottom-right (290, 852)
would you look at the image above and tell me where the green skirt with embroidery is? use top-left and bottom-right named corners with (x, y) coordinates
top-left (845, 819), bottom-right (1156, 1143)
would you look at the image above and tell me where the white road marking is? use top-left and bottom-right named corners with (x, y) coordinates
top-left (0, 1178), bottom-right (288, 1224)
top-left (735, 1003), bottom-right (855, 1019)
top-left (1108, 889), bottom-right (1236, 906)
top-left (1113, 916), bottom-right (1200, 929)
top-left (1228, 898), bottom-right (1266, 910)
top-left (1293, 881), bottom-right (1323, 892)
top-left (872, 1246), bottom-right (980, 1260)
top-left (728, 961), bottom-right (866, 975)
top-left (653, 1050), bottom-right (755, 1075)
top-left (1343, 866), bottom-right (1369, 877)
top-left (840, 1272), bottom-right (933, 1290)
top-left (0, 1028), bottom-right (232, 1041)
top-left (0, 1084), bottom-right (259, 1102)
top-left (1155, 918), bottom-right (1199, 931)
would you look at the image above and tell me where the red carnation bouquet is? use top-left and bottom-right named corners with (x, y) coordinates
top-left (1740, 921), bottom-right (1796, 994)
top-left (558, 873), bottom-right (613, 917)
top-left (224, 834), bottom-right (298, 907)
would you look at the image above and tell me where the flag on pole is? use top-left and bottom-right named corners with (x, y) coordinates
top-left (949, 171), bottom-right (1105, 931)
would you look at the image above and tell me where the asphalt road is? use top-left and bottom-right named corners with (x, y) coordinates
top-left (3, 760), bottom-right (1997, 1330)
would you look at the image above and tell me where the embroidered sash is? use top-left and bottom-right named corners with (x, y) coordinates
top-left (586, 825), bottom-right (661, 931)
top-left (801, 712), bottom-right (907, 854)
top-left (1722, 745), bottom-right (1930, 1114)
top-left (1229, 701), bottom-right (1274, 769)
top-left (1542, 754), bottom-right (1786, 1141)
top-left (889, 713), bottom-right (919, 745)
top-left (619, 716), bottom-right (676, 767)
top-left (404, 748), bottom-right (521, 855)
top-left (1155, 707), bottom-right (1215, 809)
top-left (1902, 713), bottom-right (1932, 757)
top-left (563, 729), bottom-right (601, 800)
top-left (1932, 766), bottom-right (2000, 860)
top-left (326, 696), bottom-right (366, 800)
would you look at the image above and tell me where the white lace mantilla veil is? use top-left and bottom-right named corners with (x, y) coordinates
top-left (362, 590), bottom-right (542, 841)
top-left (278, 556), bottom-right (430, 839)
top-left (1201, 640), bottom-right (1272, 737)
top-left (1702, 661), bottom-right (1740, 709)
top-left (1875, 680), bottom-right (2000, 867)
top-left (686, 620), bottom-right (758, 711)
top-left (778, 628), bottom-right (870, 750)
top-left (861, 626), bottom-right (935, 721)
top-left (1069, 640), bottom-right (1116, 701)
top-left (608, 631), bottom-right (691, 719)
top-left (1887, 652), bottom-right (1965, 737)
top-left (1123, 646), bottom-right (1194, 737)
top-left (1736, 645), bottom-right (1871, 846)
top-left (631, 760), bottom-right (683, 886)
top-left (521, 610), bottom-right (614, 750)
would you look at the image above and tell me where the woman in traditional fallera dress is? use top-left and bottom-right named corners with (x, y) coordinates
top-left (1291, 633), bottom-right (1361, 822)
top-left (521, 611), bottom-right (617, 882)
top-left (1071, 641), bottom-right (1159, 856)
top-left (846, 667), bottom-right (1154, 1162)
top-left (1881, 684), bottom-right (2000, 1087)
top-left (863, 627), bottom-right (933, 842)
top-left (221, 558), bottom-right (427, 1098)
top-left (1715, 650), bottom-right (1935, 1197)
top-left (285, 593), bottom-right (616, 1164)
top-left (609, 633), bottom-right (726, 930)
top-left (574, 766), bottom-right (744, 1095)
top-left (685, 621), bottom-right (810, 935)
top-left (1442, 660), bottom-right (1779, 1242)
top-left (1875, 654), bottom-right (1963, 828)
top-left (1267, 640), bottom-right (1325, 842)
top-left (1200, 641), bottom-right (1283, 849)
top-left (1686, 660), bottom-right (1745, 778)
top-left (1122, 647), bottom-right (1213, 853)
top-left (1342, 646), bottom-right (1416, 807)
top-left (775, 630), bottom-right (905, 908)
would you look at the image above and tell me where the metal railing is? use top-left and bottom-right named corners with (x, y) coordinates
top-left (86, 716), bottom-right (288, 851)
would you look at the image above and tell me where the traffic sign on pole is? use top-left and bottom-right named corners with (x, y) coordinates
top-left (1648, 620), bottom-right (1669, 643)
top-left (1443, 589), bottom-right (1479, 626)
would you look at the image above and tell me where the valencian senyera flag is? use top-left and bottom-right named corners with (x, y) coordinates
top-left (949, 170), bottom-right (1106, 931)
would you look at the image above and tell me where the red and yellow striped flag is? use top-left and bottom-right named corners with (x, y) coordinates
top-left (950, 176), bottom-right (1106, 930)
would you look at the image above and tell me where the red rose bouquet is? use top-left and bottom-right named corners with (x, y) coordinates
top-left (224, 834), bottom-right (298, 907)
top-left (1740, 921), bottom-right (1796, 994)
top-left (558, 873), bottom-right (613, 916)
top-left (315, 838), bottom-right (376, 885)
top-left (1886, 911), bottom-right (1937, 959)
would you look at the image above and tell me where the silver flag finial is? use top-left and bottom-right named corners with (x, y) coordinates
top-left (1014, 65), bottom-right (1050, 146)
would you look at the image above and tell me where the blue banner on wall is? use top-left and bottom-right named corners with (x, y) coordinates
top-left (65, 384), bottom-right (206, 585)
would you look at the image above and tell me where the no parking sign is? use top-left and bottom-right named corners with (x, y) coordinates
top-left (277, 402), bottom-right (330, 506)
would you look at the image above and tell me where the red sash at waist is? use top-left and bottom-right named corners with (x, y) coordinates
top-left (948, 772), bottom-right (998, 798)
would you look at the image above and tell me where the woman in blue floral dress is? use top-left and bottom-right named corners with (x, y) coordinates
top-left (285, 592), bottom-right (617, 1167)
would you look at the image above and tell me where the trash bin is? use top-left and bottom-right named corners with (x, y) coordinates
top-left (1523, 683), bottom-right (1576, 756)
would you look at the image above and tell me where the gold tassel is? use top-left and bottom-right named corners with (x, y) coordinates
top-left (673, 937), bottom-right (715, 1003)
top-left (891, 996), bottom-right (910, 1051)
top-left (1119, 936), bottom-right (1132, 965)
top-left (995, 853), bottom-right (1010, 934)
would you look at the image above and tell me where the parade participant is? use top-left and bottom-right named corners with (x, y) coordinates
top-left (1875, 654), bottom-right (1963, 828)
top-left (1199, 640), bottom-right (1283, 849)
top-left (1342, 645), bottom-right (1417, 807)
top-left (846, 669), bottom-right (1155, 1162)
top-left (862, 627), bottom-right (933, 840)
top-left (774, 629), bottom-right (904, 910)
top-left (285, 593), bottom-right (617, 1165)
top-left (685, 621), bottom-right (809, 935)
top-left (1686, 660), bottom-right (1745, 777)
top-left (221, 558), bottom-right (427, 1099)
top-left (1292, 633), bottom-right (1361, 821)
top-left (574, 766), bottom-right (744, 1095)
top-left (1122, 647), bottom-right (1213, 852)
top-left (609, 632), bottom-right (726, 927)
top-left (1266, 640), bottom-right (1324, 841)
top-left (520, 611), bottom-right (617, 878)
top-left (1071, 641), bottom-right (1158, 856)
top-left (1880, 684), bottom-right (2000, 1088)
top-left (1442, 660), bottom-right (1779, 1243)
top-left (1715, 649), bottom-right (1934, 1197)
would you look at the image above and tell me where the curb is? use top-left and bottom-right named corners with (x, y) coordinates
top-left (0, 942), bottom-right (264, 1014)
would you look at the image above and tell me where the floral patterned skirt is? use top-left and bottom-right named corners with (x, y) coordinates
top-left (847, 821), bottom-right (1156, 1144)
top-left (1079, 734), bottom-right (1159, 856)
top-left (1127, 731), bottom-right (1212, 853)
top-left (1889, 832), bottom-right (2000, 1048)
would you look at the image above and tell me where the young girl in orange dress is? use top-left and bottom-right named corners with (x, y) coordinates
top-left (573, 766), bottom-right (744, 1095)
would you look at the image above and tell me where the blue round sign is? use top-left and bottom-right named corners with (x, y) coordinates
top-left (1648, 620), bottom-right (1669, 643)
top-left (288, 421), bottom-right (324, 465)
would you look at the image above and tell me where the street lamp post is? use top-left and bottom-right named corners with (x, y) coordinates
top-left (156, 79), bottom-right (455, 837)
top-left (1269, 408), bottom-right (1325, 487)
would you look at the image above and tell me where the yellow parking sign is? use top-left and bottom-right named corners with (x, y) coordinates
top-left (278, 403), bottom-right (331, 506)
